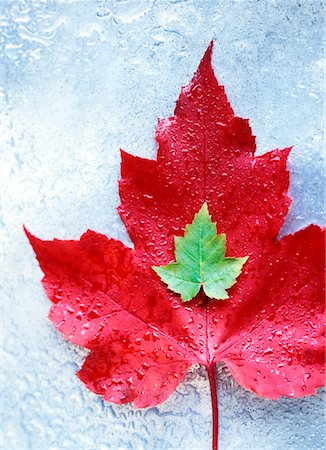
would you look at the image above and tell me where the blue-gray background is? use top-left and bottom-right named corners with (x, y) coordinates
top-left (1, 1), bottom-right (325, 449)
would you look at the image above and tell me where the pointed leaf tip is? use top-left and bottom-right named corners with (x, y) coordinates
top-left (23, 225), bottom-right (34, 243)
top-left (198, 41), bottom-right (214, 73)
top-left (200, 201), bottom-right (209, 212)
top-left (204, 40), bottom-right (214, 61)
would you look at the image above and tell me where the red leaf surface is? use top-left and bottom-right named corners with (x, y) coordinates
top-left (26, 42), bottom-right (325, 448)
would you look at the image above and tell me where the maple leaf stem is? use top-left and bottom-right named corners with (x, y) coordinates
top-left (207, 363), bottom-right (218, 450)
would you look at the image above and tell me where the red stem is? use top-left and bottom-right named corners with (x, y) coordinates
top-left (207, 364), bottom-right (218, 450)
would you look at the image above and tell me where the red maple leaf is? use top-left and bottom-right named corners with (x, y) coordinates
top-left (26, 42), bottom-right (325, 450)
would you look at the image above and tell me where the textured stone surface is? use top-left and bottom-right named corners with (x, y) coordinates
top-left (1, 1), bottom-right (325, 449)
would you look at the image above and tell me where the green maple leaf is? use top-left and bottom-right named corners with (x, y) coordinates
top-left (153, 203), bottom-right (248, 302)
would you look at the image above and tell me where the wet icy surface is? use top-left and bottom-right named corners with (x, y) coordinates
top-left (1, 0), bottom-right (325, 449)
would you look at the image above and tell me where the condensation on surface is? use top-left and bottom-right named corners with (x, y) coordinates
top-left (1, 0), bottom-right (325, 449)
